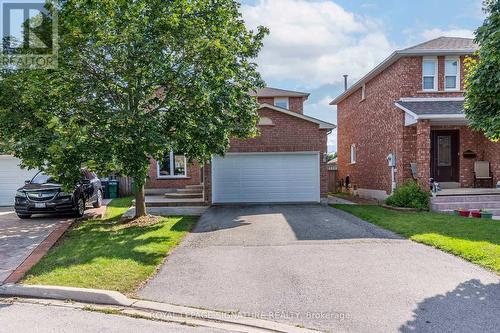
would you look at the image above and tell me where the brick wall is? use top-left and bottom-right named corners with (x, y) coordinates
top-left (257, 96), bottom-right (305, 113)
top-left (146, 159), bottom-right (201, 189)
top-left (337, 54), bottom-right (481, 196)
top-left (204, 106), bottom-right (328, 203)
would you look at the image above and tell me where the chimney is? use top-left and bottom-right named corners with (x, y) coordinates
top-left (343, 75), bottom-right (348, 91)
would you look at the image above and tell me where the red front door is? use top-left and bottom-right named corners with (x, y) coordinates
top-left (431, 130), bottom-right (459, 182)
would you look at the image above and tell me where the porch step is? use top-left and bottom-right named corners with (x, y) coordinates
top-left (430, 193), bottom-right (500, 215)
top-left (176, 188), bottom-right (204, 194)
top-left (146, 199), bottom-right (207, 207)
top-left (431, 201), bottom-right (500, 211)
top-left (136, 195), bottom-right (207, 208)
top-left (431, 194), bottom-right (500, 203)
top-left (185, 184), bottom-right (204, 190)
top-left (164, 192), bottom-right (203, 199)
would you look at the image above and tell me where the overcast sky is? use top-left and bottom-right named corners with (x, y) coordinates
top-left (239, 0), bottom-right (486, 152)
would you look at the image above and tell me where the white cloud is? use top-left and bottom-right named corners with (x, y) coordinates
top-left (421, 28), bottom-right (474, 40)
top-left (241, 0), bottom-right (393, 87)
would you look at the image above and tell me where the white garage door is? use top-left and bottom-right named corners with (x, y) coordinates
top-left (212, 153), bottom-right (320, 204)
top-left (0, 156), bottom-right (39, 206)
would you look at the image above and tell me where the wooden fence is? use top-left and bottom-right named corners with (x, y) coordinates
top-left (327, 165), bottom-right (338, 193)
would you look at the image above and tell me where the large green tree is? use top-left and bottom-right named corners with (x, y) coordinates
top-left (464, 0), bottom-right (500, 142)
top-left (0, 0), bottom-right (268, 217)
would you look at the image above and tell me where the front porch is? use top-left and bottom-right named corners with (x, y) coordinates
top-left (408, 120), bottom-right (500, 191)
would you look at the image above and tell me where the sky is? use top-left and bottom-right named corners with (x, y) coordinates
top-left (239, 0), bottom-right (486, 152)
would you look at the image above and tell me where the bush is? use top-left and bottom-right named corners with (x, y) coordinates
top-left (385, 180), bottom-right (429, 209)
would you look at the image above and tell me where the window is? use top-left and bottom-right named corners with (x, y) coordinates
top-left (350, 144), bottom-right (356, 164)
top-left (422, 58), bottom-right (437, 90)
top-left (157, 151), bottom-right (187, 178)
top-left (445, 58), bottom-right (460, 90)
top-left (361, 84), bottom-right (366, 100)
top-left (274, 97), bottom-right (289, 109)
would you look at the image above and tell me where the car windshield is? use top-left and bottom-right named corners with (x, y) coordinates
top-left (31, 172), bottom-right (58, 185)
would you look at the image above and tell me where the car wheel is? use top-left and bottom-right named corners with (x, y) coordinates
top-left (75, 197), bottom-right (85, 217)
top-left (92, 190), bottom-right (103, 208)
top-left (17, 214), bottom-right (31, 219)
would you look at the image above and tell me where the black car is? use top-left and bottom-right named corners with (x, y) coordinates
top-left (14, 169), bottom-right (103, 219)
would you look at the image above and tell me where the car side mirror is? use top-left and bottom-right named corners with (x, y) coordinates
top-left (24, 180), bottom-right (31, 184)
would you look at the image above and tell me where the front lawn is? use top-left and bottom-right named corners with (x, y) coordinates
top-left (333, 204), bottom-right (500, 274)
top-left (22, 197), bottom-right (197, 293)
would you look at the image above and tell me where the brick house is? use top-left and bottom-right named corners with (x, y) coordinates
top-left (331, 37), bottom-right (500, 200)
top-left (146, 87), bottom-right (335, 204)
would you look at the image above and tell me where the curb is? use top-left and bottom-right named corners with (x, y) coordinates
top-left (0, 284), bottom-right (133, 306)
top-left (0, 284), bottom-right (320, 333)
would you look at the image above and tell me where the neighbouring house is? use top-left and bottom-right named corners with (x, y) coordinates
top-left (0, 155), bottom-right (38, 206)
top-left (146, 87), bottom-right (336, 204)
top-left (331, 37), bottom-right (500, 201)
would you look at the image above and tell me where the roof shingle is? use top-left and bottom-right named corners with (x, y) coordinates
top-left (250, 87), bottom-right (310, 98)
top-left (402, 37), bottom-right (478, 52)
top-left (396, 100), bottom-right (464, 115)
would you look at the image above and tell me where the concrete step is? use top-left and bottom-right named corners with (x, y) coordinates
top-left (176, 188), bottom-right (203, 194)
top-left (146, 200), bottom-right (207, 207)
top-left (431, 201), bottom-right (500, 210)
top-left (164, 192), bottom-right (203, 199)
top-left (431, 194), bottom-right (500, 203)
top-left (185, 184), bottom-right (203, 190)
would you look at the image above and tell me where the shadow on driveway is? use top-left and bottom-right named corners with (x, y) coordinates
top-left (400, 279), bottom-right (500, 333)
top-left (191, 204), bottom-right (401, 241)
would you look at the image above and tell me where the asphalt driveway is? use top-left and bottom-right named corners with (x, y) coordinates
top-left (139, 205), bottom-right (500, 333)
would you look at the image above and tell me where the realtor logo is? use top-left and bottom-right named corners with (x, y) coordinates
top-left (0, 0), bottom-right (58, 69)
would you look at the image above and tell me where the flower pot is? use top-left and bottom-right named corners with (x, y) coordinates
top-left (470, 211), bottom-right (482, 218)
top-left (481, 212), bottom-right (493, 219)
top-left (458, 210), bottom-right (470, 217)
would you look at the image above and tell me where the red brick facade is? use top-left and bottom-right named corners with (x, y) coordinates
top-left (204, 106), bottom-right (329, 203)
top-left (145, 159), bottom-right (202, 189)
top-left (147, 97), bottom-right (330, 204)
top-left (337, 54), bottom-right (499, 197)
top-left (257, 96), bottom-right (306, 113)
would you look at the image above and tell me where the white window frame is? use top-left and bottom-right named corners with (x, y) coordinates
top-left (361, 84), bottom-right (366, 100)
top-left (444, 57), bottom-right (460, 91)
top-left (157, 151), bottom-right (187, 179)
top-left (422, 57), bottom-right (438, 91)
top-left (274, 97), bottom-right (289, 109)
top-left (350, 144), bottom-right (356, 164)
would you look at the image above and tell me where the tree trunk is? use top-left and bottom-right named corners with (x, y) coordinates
top-left (134, 181), bottom-right (147, 218)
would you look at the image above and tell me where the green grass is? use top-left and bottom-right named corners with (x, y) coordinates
top-left (333, 204), bottom-right (500, 274)
top-left (22, 197), bottom-right (197, 293)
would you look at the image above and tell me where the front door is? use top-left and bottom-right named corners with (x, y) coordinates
top-left (431, 130), bottom-right (459, 182)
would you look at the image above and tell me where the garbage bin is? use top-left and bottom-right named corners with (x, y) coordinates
top-left (107, 180), bottom-right (119, 199)
top-left (100, 180), bottom-right (109, 199)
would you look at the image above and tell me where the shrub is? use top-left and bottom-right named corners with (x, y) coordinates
top-left (385, 180), bottom-right (429, 209)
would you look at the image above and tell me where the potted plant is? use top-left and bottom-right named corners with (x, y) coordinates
top-left (470, 210), bottom-right (482, 218)
top-left (481, 210), bottom-right (494, 219)
top-left (458, 208), bottom-right (470, 217)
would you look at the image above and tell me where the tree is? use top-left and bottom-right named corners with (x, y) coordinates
top-left (464, 0), bottom-right (500, 142)
top-left (327, 152), bottom-right (337, 162)
top-left (0, 0), bottom-right (268, 217)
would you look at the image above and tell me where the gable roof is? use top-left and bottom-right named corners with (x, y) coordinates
top-left (251, 87), bottom-right (310, 98)
top-left (330, 37), bottom-right (477, 106)
top-left (259, 103), bottom-right (336, 129)
top-left (395, 97), bottom-right (466, 120)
